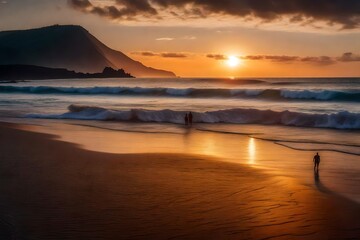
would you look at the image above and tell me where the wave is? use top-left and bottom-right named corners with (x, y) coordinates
top-left (1, 85), bottom-right (359, 102)
top-left (26, 105), bottom-right (360, 129)
top-left (280, 89), bottom-right (360, 101)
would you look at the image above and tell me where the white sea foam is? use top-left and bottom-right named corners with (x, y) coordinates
top-left (1, 86), bottom-right (358, 102)
top-left (26, 104), bottom-right (360, 129)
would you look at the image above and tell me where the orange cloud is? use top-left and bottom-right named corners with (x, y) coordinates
top-left (207, 53), bottom-right (360, 65)
top-left (206, 54), bottom-right (227, 60)
top-left (132, 51), bottom-right (189, 58)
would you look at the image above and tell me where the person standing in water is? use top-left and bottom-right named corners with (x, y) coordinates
top-left (184, 113), bottom-right (189, 126)
top-left (188, 112), bottom-right (193, 126)
top-left (313, 152), bottom-right (320, 172)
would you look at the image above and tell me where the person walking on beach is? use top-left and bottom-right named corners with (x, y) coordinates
top-left (184, 113), bottom-right (189, 126)
top-left (313, 152), bottom-right (320, 172)
top-left (188, 112), bottom-right (193, 125)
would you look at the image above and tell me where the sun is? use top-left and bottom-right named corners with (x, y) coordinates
top-left (227, 56), bottom-right (241, 67)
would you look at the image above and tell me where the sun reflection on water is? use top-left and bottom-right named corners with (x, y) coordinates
top-left (248, 137), bottom-right (256, 164)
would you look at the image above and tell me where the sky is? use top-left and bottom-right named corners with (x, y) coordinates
top-left (0, 0), bottom-right (359, 77)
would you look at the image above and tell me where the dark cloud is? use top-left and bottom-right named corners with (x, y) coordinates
top-left (241, 55), bottom-right (301, 62)
top-left (69, 0), bottom-right (157, 20)
top-left (132, 51), bottom-right (189, 58)
top-left (132, 51), bottom-right (157, 57)
top-left (300, 56), bottom-right (336, 65)
top-left (264, 55), bottom-right (300, 62)
top-left (337, 52), bottom-right (360, 62)
top-left (68, 0), bottom-right (360, 29)
top-left (69, 0), bottom-right (91, 10)
top-left (116, 0), bottom-right (157, 14)
top-left (242, 55), bottom-right (263, 60)
top-left (206, 54), bottom-right (227, 60)
top-left (241, 54), bottom-right (340, 65)
top-left (160, 52), bottom-right (188, 58)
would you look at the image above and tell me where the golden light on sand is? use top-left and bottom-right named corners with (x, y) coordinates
top-left (227, 56), bottom-right (241, 68)
top-left (202, 137), bottom-right (218, 156)
top-left (248, 137), bottom-right (256, 164)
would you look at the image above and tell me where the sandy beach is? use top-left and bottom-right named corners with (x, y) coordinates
top-left (1, 1), bottom-right (360, 239)
top-left (0, 122), bottom-right (359, 239)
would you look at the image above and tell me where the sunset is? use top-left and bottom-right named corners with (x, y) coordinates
top-left (0, 1), bottom-right (359, 239)
top-left (0, 0), bottom-right (359, 77)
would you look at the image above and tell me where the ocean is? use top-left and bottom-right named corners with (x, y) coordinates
top-left (0, 77), bottom-right (359, 150)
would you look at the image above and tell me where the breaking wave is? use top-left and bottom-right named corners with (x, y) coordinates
top-left (26, 104), bottom-right (360, 129)
top-left (0, 86), bottom-right (359, 102)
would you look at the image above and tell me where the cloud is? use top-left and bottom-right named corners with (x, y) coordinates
top-left (69, 0), bottom-right (157, 20)
top-left (337, 52), bottom-right (360, 62)
top-left (206, 54), bottom-right (227, 60)
top-left (263, 55), bottom-right (300, 62)
top-left (69, 0), bottom-right (91, 9)
top-left (132, 51), bottom-right (157, 57)
top-left (242, 54), bottom-right (337, 65)
top-left (160, 53), bottom-right (188, 58)
top-left (182, 36), bottom-right (197, 40)
top-left (155, 36), bottom-right (197, 41)
top-left (241, 55), bottom-right (263, 60)
top-left (68, 0), bottom-right (360, 29)
top-left (132, 51), bottom-right (189, 58)
top-left (208, 53), bottom-right (360, 65)
top-left (155, 37), bottom-right (174, 41)
top-left (300, 56), bottom-right (336, 65)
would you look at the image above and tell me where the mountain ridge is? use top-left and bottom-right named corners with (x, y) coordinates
top-left (0, 25), bottom-right (176, 78)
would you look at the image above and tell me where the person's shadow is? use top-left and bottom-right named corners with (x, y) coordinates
top-left (314, 169), bottom-right (320, 184)
top-left (314, 169), bottom-right (329, 193)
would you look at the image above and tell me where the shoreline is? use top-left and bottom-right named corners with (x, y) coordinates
top-left (0, 122), bottom-right (359, 239)
top-left (9, 118), bottom-right (360, 203)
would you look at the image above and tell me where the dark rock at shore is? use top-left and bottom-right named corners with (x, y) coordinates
top-left (0, 65), bottom-right (133, 81)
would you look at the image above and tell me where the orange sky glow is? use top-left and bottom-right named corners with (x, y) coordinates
top-left (0, 0), bottom-right (359, 77)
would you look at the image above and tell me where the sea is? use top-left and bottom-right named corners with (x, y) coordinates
top-left (0, 77), bottom-right (359, 201)
top-left (0, 77), bottom-right (359, 138)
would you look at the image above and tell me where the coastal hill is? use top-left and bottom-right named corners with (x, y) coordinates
top-left (0, 65), bottom-right (133, 81)
top-left (0, 25), bottom-right (175, 78)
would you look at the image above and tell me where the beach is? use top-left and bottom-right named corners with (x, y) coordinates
top-left (1, 2), bottom-right (360, 239)
top-left (0, 122), bottom-right (359, 239)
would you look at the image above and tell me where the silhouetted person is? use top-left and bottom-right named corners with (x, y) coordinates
top-left (313, 152), bottom-right (320, 172)
top-left (188, 112), bottom-right (193, 125)
top-left (184, 113), bottom-right (189, 126)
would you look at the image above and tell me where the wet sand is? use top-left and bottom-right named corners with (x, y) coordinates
top-left (0, 122), bottom-right (359, 239)
top-left (22, 120), bottom-right (360, 203)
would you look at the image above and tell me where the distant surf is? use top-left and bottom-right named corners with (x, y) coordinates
top-left (1, 86), bottom-right (359, 102)
top-left (26, 104), bottom-right (360, 130)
